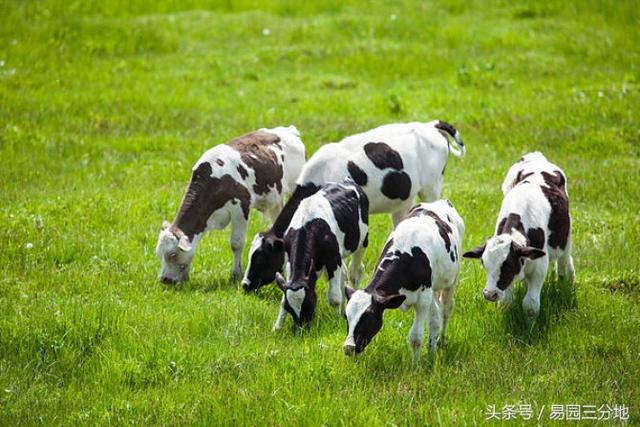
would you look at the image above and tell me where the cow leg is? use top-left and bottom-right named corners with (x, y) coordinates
top-left (408, 290), bottom-right (431, 362)
top-left (438, 286), bottom-right (455, 346)
top-left (522, 259), bottom-right (548, 322)
top-left (348, 247), bottom-right (366, 289)
top-left (427, 293), bottom-right (441, 353)
top-left (557, 235), bottom-right (575, 284)
top-left (418, 180), bottom-right (442, 203)
top-left (266, 201), bottom-right (283, 224)
top-left (230, 214), bottom-right (248, 280)
top-left (327, 267), bottom-right (343, 314)
top-left (391, 203), bottom-right (412, 228)
top-left (273, 297), bottom-right (287, 331)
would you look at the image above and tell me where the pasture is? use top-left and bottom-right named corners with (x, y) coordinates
top-left (1, 0), bottom-right (639, 424)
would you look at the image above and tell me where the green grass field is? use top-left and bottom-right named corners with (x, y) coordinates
top-left (1, 0), bottom-right (639, 424)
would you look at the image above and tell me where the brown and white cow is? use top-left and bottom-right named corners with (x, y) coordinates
top-left (463, 152), bottom-right (575, 321)
top-left (155, 126), bottom-right (305, 284)
top-left (242, 120), bottom-right (466, 291)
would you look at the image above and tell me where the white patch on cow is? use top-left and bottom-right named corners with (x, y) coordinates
top-left (285, 288), bottom-right (306, 318)
top-left (344, 290), bottom-right (373, 347)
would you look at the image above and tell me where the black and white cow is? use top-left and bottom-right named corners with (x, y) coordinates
top-left (272, 179), bottom-right (369, 329)
top-left (155, 126), bottom-right (306, 284)
top-left (463, 152), bottom-right (575, 321)
top-left (343, 200), bottom-right (464, 361)
top-left (242, 120), bottom-right (465, 291)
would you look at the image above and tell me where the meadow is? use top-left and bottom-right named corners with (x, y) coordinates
top-left (1, 0), bottom-right (639, 424)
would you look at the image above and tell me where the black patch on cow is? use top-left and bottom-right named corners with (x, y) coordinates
top-left (355, 182), bottom-right (369, 225)
top-left (381, 171), bottom-right (411, 200)
top-left (322, 182), bottom-right (366, 253)
top-left (450, 244), bottom-right (458, 263)
top-left (369, 246), bottom-right (432, 294)
top-left (540, 173), bottom-right (570, 249)
top-left (363, 232), bottom-right (369, 248)
top-left (497, 243), bottom-right (523, 291)
top-left (406, 205), bottom-right (427, 218)
top-left (285, 218), bottom-right (341, 286)
top-left (216, 158), bottom-right (224, 166)
top-left (228, 131), bottom-right (283, 195)
top-left (352, 305), bottom-right (385, 353)
top-left (173, 162), bottom-right (251, 239)
top-left (527, 227), bottom-right (545, 250)
top-left (434, 121), bottom-right (459, 141)
top-left (542, 170), bottom-right (566, 190)
top-left (271, 183), bottom-right (321, 237)
top-left (423, 211), bottom-right (453, 252)
top-left (515, 170), bottom-right (534, 186)
top-left (364, 142), bottom-right (404, 170)
top-left (347, 161), bottom-right (368, 186)
top-left (497, 213), bottom-right (525, 236)
top-left (236, 164), bottom-right (249, 180)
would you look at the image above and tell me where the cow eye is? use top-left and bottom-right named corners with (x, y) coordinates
top-left (168, 253), bottom-right (178, 261)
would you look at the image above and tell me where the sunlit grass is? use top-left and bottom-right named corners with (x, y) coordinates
top-left (1, 0), bottom-right (639, 424)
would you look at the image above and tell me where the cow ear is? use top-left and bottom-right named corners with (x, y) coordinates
top-left (517, 246), bottom-right (546, 260)
top-left (463, 244), bottom-right (486, 259)
top-left (177, 235), bottom-right (192, 252)
top-left (275, 272), bottom-right (286, 291)
top-left (376, 294), bottom-right (406, 309)
top-left (344, 286), bottom-right (356, 301)
top-left (162, 220), bottom-right (171, 230)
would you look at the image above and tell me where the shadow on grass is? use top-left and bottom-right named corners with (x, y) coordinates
top-left (502, 273), bottom-right (577, 344)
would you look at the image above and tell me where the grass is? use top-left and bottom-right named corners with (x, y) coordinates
top-left (1, 0), bottom-right (639, 424)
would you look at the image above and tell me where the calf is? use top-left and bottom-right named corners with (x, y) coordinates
top-left (242, 120), bottom-right (465, 291)
top-left (343, 200), bottom-right (464, 362)
top-left (155, 126), bottom-right (305, 284)
top-left (463, 152), bottom-right (575, 321)
top-left (272, 179), bottom-right (369, 329)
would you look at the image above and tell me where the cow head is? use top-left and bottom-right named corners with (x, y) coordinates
top-left (463, 235), bottom-right (545, 301)
top-left (343, 287), bottom-right (406, 355)
top-left (275, 272), bottom-right (317, 327)
top-left (241, 231), bottom-right (285, 292)
top-left (155, 221), bottom-right (195, 284)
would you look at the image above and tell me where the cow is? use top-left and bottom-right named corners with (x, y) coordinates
top-left (463, 152), bottom-right (575, 322)
top-left (155, 126), bottom-right (306, 284)
top-left (272, 179), bottom-right (369, 330)
top-left (241, 120), bottom-right (466, 292)
top-left (343, 200), bottom-right (464, 362)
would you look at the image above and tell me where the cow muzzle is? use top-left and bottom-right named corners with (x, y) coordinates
top-left (483, 289), bottom-right (499, 302)
top-left (241, 279), bottom-right (255, 292)
top-left (343, 344), bottom-right (356, 356)
top-left (160, 276), bottom-right (178, 285)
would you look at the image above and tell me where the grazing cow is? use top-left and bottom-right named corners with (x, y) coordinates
top-left (242, 120), bottom-right (465, 291)
top-left (155, 126), bottom-right (305, 284)
top-left (343, 200), bottom-right (464, 361)
top-left (463, 152), bottom-right (575, 321)
top-left (272, 179), bottom-right (369, 329)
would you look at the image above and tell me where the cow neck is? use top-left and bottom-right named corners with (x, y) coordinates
top-left (271, 183), bottom-right (320, 237)
top-left (173, 173), bottom-right (209, 240)
top-left (288, 227), bottom-right (319, 287)
top-left (364, 259), bottom-right (401, 299)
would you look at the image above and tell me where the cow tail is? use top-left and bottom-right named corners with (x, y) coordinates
top-left (435, 121), bottom-right (465, 158)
